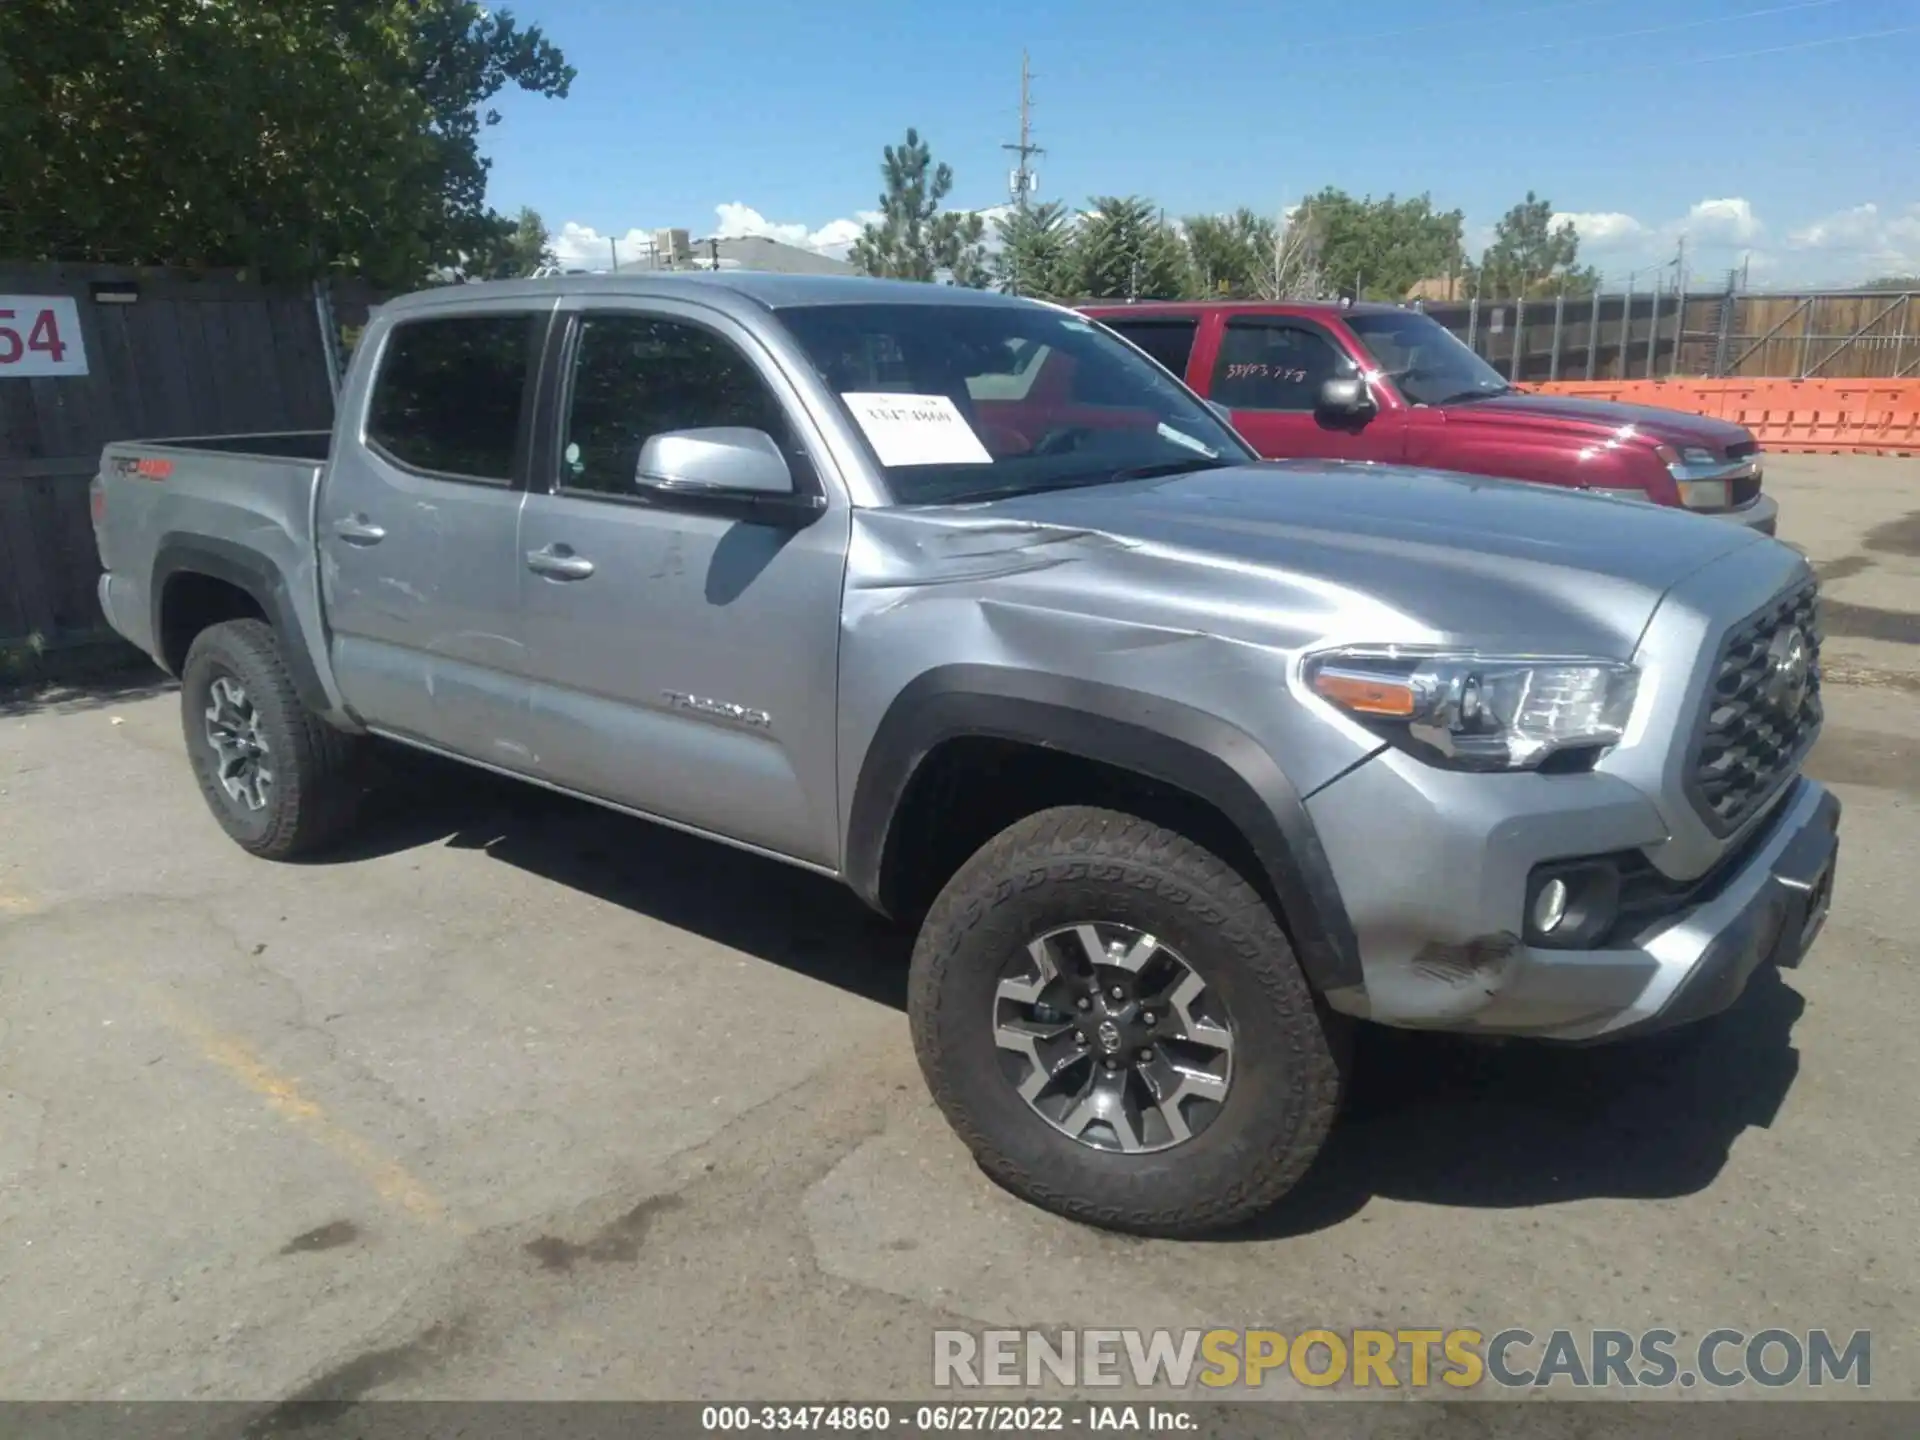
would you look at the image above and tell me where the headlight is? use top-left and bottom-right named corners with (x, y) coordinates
top-left (1677, 446), bottom-right (1718, 466)
top-left (1304, 647), bottom-right (1640, 771)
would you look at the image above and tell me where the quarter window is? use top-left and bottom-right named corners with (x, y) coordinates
top-left (366, 315), bottom-right (535, 481)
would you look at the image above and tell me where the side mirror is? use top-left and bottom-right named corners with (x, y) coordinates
top-left (638, 427), bottom-right (794, 494)
top-left (634, 427), bottom-right (825, 525)
top-left (1318, 376), bottom-right (1374, 416)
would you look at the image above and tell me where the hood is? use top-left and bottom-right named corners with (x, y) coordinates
top-left (1453, 392), bottom-right (1753, 451)
top-left (872, 460), bottom-right (1775, 662)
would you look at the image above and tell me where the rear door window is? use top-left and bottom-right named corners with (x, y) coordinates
top-left (366, 314), bottom-right (538, 482)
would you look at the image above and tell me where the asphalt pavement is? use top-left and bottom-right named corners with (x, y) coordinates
top-left (1, 454), bottom-right (1915, 1416)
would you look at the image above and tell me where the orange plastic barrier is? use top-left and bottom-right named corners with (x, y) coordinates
top-left (1526, 378), bottom-right (1920, 456)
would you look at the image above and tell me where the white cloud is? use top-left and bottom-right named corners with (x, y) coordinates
top-left (1789, 202), bottom-right (1882, 249)
top-left (1551, 211), bottom-right (1645, 249)
top-left (1786, 202), bottom-right (1920, 277)
top-left (551, 221), bottom-right (659, 270)
top-left (1680, 197), bottom-right (1762, 245)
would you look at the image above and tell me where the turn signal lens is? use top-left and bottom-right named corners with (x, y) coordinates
top-left (1309, 668), bottom-right (1417, 717)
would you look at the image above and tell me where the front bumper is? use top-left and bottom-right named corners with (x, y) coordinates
top-left (1719, 492), bottom-right (1778, 535)
top-left (1309, 760), bottom-right (1840, 1042)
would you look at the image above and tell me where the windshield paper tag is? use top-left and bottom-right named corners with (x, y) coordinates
top-left (841, 392), bottom-right (993, 466)
top-left (1157, 423), bottom-right (1218, 459)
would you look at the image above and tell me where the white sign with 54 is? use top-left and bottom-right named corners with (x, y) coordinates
top-left (0, 296), bottom-right (90, 377)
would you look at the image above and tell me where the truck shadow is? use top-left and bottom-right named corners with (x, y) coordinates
top-left (1229, 970), bottom-right (1805, 1240)
top-left (338, 757), bottom-right (1805, 1234)
top-left (339, 755), bottom-right (912, 1010)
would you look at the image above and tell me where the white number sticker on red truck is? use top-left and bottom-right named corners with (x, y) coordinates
top-left (0, 296), bottom-right (90, 377)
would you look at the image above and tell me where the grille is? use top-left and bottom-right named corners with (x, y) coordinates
top-left (1730, 471), bottom-right (1762, 506)
top-left (1687, 580), bottom-right (1822, 834)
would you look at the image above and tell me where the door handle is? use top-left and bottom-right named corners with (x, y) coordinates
top-left (526, 545), bottom-right (595, 581)
top-left (331, 515), bottom-right (387, 545)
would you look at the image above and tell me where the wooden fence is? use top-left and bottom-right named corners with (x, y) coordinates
top-left (1421, 289), bottom-right (1918, 384)
top-left (0, 263), bottom-right (379, 653)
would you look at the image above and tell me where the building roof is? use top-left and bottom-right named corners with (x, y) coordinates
top-left (695, 235), bottom-right (854, 276)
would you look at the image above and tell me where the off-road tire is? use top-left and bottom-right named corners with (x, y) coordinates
top-left (180, 619), bottom-right (364, 859)
top-left (908, 805), bottom-right (1347, 1236)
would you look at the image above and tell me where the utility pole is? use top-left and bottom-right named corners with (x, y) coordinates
top-left (1001, 49), bottom-right (1043, 211)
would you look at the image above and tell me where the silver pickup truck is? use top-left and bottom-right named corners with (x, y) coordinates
top-left (91, 273), bottom-right (1840, 1236)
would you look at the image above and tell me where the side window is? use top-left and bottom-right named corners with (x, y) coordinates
top-left (1106, 320), bottom-right (1198, 380)
top-left (561, 314), bottom-right (793, 497)
top-left (366, 315), bottom-right (534, 481)
top-left (1210, 321), bottom-right (1351, 412)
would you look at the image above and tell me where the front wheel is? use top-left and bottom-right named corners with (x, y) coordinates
top-left (908, 805), bottom-right (1346, 1236)
top-left (180, 619), bottom-right (365, 859)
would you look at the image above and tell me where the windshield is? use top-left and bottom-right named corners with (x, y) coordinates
top-left (774, 302), bottom-right (1254, 505)
top-left (1345, 310), bottom-right (1511, 407)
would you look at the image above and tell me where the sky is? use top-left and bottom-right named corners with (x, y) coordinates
top-left (482, 0), bottom-right (1920, 287)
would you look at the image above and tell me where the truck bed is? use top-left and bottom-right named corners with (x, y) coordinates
top-left (91, 432), bottom-right (333, 675)
top-left (142, 431), bottom-right (334, 461)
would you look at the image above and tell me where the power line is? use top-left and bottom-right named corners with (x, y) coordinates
top-left (1283, 0), bottom-right (1616, 51)
top-left (1463, 23), bottom-right (1920, 91)
top-left (1507, 0), bottom-right (1849, 58)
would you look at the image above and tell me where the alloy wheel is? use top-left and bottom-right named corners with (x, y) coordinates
top-left (993, 922), bottom-right (1236, 1153)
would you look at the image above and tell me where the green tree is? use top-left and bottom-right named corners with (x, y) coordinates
top-left (848, 127), bottom-right (988, 284)
top-left (1069, 197), bottom-right (1193, 301)
top-left (1469, 191), bottom-right (1600, 298)
top-left (0, 0), bottom-right (574, 287)
top-left (993, 201), bottom-right (1076, 298)
top-left (1863, 274), bottom-right (1920, 290)
top-left (470, 205), bottom-right (556, 278)
top-left (1181, 209), bottom-right (1279, 298)
top-left (1301, 188), bottom-right (1465, 300)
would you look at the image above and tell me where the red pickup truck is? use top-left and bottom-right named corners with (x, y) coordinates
top-left (1080, 300), bottom-right (1776, 533)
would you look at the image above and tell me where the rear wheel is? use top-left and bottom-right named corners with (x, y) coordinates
top-left (180, 619), bottom-right (364, 859)
top-left (908, 805), bottom-right (1346, 1236)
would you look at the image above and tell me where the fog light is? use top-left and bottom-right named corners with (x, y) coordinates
top-left (1524, 861), bottom-right (1624, 948)
top-left (1532, 877), bottom-right (1570, 934)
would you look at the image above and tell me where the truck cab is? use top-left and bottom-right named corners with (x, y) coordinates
top-left (1081, 300), bottom-right (1776, 533)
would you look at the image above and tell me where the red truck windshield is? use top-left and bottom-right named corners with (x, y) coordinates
top-left (1346, 310), bottom-right (1512, 408)
top-left (777, 302), bottom-right (1252, 505)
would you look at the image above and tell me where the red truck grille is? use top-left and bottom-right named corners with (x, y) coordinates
top-left (1686, 579), bottom-right (1822, 834)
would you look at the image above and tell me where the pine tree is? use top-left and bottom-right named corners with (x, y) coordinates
top-left (848, 127), bottom-right (988, 285)
top-left (992, 201), bottom-right (1075, 298)
top-left (1069, 197), bottom-right (1193, 300)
